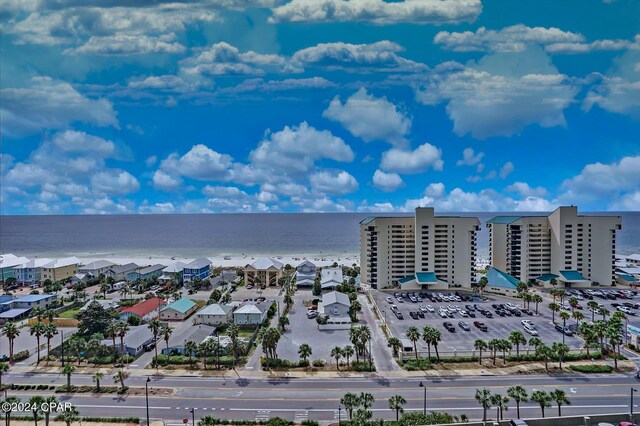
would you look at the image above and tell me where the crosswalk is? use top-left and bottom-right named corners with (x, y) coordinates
top-left (255, 410), bottom-right (271, 421)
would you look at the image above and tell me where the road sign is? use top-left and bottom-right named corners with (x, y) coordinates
top-left (183, 419), bottom-right (188, 424)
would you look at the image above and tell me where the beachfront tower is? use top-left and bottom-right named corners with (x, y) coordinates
top-left (359, 207), bottom-right (480, 290)
top-left (487, 206), bottom-right (621, 287)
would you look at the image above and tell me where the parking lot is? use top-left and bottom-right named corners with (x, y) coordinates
top-left (275, 291), bottom-right (353, 362)
top-left (371, 289), bottom-right (583, 354)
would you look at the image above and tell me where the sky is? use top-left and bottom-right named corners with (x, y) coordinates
top-left (1, 0), bottom-right (639, 215)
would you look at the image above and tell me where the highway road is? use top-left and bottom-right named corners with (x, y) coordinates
top-left (3, 371), bottom-right (640, 423)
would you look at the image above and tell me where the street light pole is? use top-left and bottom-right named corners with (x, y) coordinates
top-left (145, 377), bottom-right (151, 426)
top-left (419, 381), bottom-right (427, 415)
top-left (631, 387), bottom-right (637, 422)
top-left (190, 408), bottom-right (195, 426)
top-left (369, 338), bottom-right (372, 372)
top-left (338, 406), bottom-right (342, 426)
top-left (60, 329), bottom-right (65, 366)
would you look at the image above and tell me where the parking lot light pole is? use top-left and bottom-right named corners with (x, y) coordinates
top-left (631, 387), bottom-right (637, 422)
top-left (419, 381), bottom-right (427, 415)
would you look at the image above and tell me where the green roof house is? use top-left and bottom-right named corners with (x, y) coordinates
top-left (160, 298), bottom-right (198, 321)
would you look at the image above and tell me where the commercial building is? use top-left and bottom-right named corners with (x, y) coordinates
top-left (487, 206), bottom-right (621, 287)
top-left (359, 207), bottom-right (480, 289)
top-left (41, 257), bottom-right (81, 282)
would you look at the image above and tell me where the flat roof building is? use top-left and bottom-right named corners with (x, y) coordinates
top-left (360, 207), bottom-right (480, 289)
top-left (487, 206), bottom-right (621, 287)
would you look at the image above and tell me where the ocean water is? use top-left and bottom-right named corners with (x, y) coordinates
top-left (0, 212), bottom-right (639, 259)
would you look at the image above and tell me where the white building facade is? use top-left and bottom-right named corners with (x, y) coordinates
top-left (359, 207), bottom-right (480, 289)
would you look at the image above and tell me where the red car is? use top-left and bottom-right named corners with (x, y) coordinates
top-left (570, 302), bottom-right (583, 310)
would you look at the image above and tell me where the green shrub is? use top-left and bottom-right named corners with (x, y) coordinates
top-left (569, 364), bottom-right (614, 373)
top-left (350, 361), bottom-right (375, 372)
top-left (402, 358), bottom-right (432, 371)
top-left (300, 421), bottom-right (318, 426)
top-left (14, 350), bottom-right (30, 361)
top-left (312, 359), bottom-right (325, 367)
top-left (265, 417), bottom-right (292, 426)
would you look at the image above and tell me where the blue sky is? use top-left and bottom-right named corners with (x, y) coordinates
top-left (1, 0), bottom-right (639, 214)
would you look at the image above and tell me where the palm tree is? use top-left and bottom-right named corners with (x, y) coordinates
top-left (349, 327), bottom-right (362, 363)
top-left (490, 393), bottom-right (509, 420)
top-left (499, 339), bottom-right (512, 365)
top-left (528, 337), bottom-right (542, 348)
top-left (478, 276), bottom-right (488, 295)
top-left (298, 343), bottom-right (312, 363)
top-left (59, 405), bottom-right (79, 426)
top-left (116, 321), bottom-right (130, 354)
top-left (43, 323), bottom-right (58, 360)
top-left (184, 341), bottom-right (198, 365)
top-left (2, 396), bottom-right (21, 426)
top-left (100, 281), bottom-right (110, 298)
top-left (509, 331), bottom-right (526, 358)
top-left (93, 372), bottom-right (104, 392)
top-left (548, 302), bottom-right (560, 324)
top-left (531, 390), bottom-right (552, 418)
top-left (536, 343), bottom-right (553, 371)
top-left (559, 311), bottom-right (571, 342)
top-left (593, 320), bottom-right (607, 356)
top-left (568, 296), bottom-right (578, 312)
top-left (29, 396), bottom-right (45, 426)
top-left (598, 306), bottom-right (610, 321)
top-left (30, 321), bottom-right (46, 364)
top-left (474, 339), bottom-right (487, 365)
top-left (488, 338), bottom-right (499, 365)
top-left (424, 326), bottom-right (442, 361)
top-left (388, 337), bottom-right (402, 357)
top-left (532, 293), bottom-right (543, 315)
top-left (552, 342), bottom-right (570, 370)
top-left (388, 394), bottom-right (406, 421)
top-left (113, 369), bottom-right (129, 393)
top-left (105, 321), bottom-right (118, 352)
top-left (148, 319), bottom-right (161, 360)
top-left (606, 326), bottom-right (622, 370)
top-left (507, 385), bottom-right (528, 419)
top-left (579, 322), bottom-right (596, 357)
top-left (549, 389), bottom-right (571, 417)
top-left (198, 339), bottom-right (213, 370)
top-left (406, 326), bottom-right (421, 359)
top-left (340, 392), bottom-right (359, 420)
top-left (587, 301), bottom-right (599, 322)
top-left (227, 323), bottom-right (240, 368)
top-left (62, 364), bottom-right (75, 390)
top-left (342, 345), bottom-right (354, 367)
top-left (161, 325), bottom-right (173, 353)
top-left (331, 346), bottom-right (343, 370)
top-left (475, 388), bottom-right (492, 423)
top-left (1, 322), bottom-right (20, 362)
top-left (43, 396), bottom-right (58, 426)
top-left (278, 315), bottom-right (289, 332)
top-left (572, 310), bottom-right (584, 329)
top-left (359, 392), bottom-right (375, 410)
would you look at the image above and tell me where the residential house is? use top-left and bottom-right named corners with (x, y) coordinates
top-left (41, 257), bottom-right (81, 282)
top-left (11, 294), bottom-right (57, 309)
top-left (159, 298), bottom-right (198, 321)
top-left (194, 303), bottom-right (234, 326)
top-left (295, 260), bottom-right (317, 287)
top-left (103, 325), bottom-right (154, 356)
top-left (80, 299), bottom-right (118, 312)
top-left (78, 260), bottom-right (117, 277)
top-left (161, 324), bottom-right (216, 355)
top-left (321, 291), bottom-right (350, 318)
top-left (321, 267), bottom-right (343, 290)
top-left (0, 309), bottom-right (31, 325)
top-left (106, 263), bottom-right (139, 282)
top-left (14, 258), bottom-right (53, 285)
top-left (158, 261), bottom-right (186, 284)
top-left (233, 302), bottom-right (270, 325)
top-left (126, 264), bottom-right (166, 282)
top-left (0, 254), bottom-right (30, 282)
top-left (119, 297), bottom-right (164, 322)
top-left (182, 258), bottom-right (211, 283)
top-left (244, 257), bottom-right (283, 287)
top-left (70, 273), bottom-right (89, 286)
top-left (0, 295), bottom-right (13, 313)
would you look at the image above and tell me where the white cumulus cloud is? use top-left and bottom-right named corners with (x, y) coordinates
top-left (372, 169), bottom-right (404, 192)
top-left (380, 143), bottom-right (444, 174)
top-left (310, 170), bottom-right (359, 195)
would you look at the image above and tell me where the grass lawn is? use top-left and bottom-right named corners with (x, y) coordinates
top-left (238, 328), bottom-right (258, 338)
top-left (58, 308), bottom-right (80, 319)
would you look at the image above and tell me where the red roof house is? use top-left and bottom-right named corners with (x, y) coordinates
top-left (120, 297), bottom-right (164, 320)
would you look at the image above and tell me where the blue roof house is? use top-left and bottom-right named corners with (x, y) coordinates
top-left (182, 258), bottom-right (211, 283)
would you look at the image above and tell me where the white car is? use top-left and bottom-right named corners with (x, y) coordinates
top-left (386, 297), bottom-right (393, 303)
top-left (459, 310), bottom-right (469, 317)
top-left (425, 305), bottom-right (435, 313)
top-left (438, 310), bottom-right (448, 318)
top-left (525, 327), bottom-right (539, 336)
top-left (453, 296), bottom-right (462, 302)
top-left (618, 306), bottom-right (632, 314)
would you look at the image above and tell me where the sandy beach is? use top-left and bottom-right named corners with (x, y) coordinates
top-left (77, 253), bottom-right (361, 269)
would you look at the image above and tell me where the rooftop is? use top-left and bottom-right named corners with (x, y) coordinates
top-left (486, 267), bottom-right (519, 289)
top-left (14, 294), bottom-right (56, 302)
top-left (197, 304), bottom-right (234, 316)
top-left (0, 308), bottom-right (31, 319)
top-left (185, 325), bottom-right (216, 344)
top-left (416, 272), bottom-right (439, 284)
top-left (535, 273), bottom-right (559, 282)
top-left (80, 260), bottom-right (117, 270)
top-left (48, 257), bottom-right (81, 268)
top-left (559, 270), bottom-right (588, 282)
top-left (162, 298), bottom-right (196, 314)
top-left (250, 257), bottom-right (283, 270)
top-left (235, 302), bottom-right (269, 315)
top-left (138, 264), bottom-right (166, 275)
top-left (185, 257), bottom-right (211, 270)
top-left (322, 291), bottom-right (350, 306)
top-left (486, 216), bottom-right (522, 225)
top-left (110, 263), bottom-right (139, 274)
top-left (120, 297), bottom-right (164, 317)
top-left (14, 258), bottom-right (54, 269)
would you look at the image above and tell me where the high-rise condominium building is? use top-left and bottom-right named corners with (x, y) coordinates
top-left (359, 207), bottom-right (480, 289)
top-left (487, 206), bottom-right (621, 287)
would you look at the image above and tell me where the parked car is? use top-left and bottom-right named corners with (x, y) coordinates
top-left (307, 311), bottom-right (318, 319)
top-left (395, 311), bottom-right (404, 320)
top-left (525, 327), bottom-right (539, 336)
top-left (443, 322), bottom-right (456, 332)
top-left (386, 297), bottom-right (393, 303)
top-left (409, 311), bottom-right (419, 319)
top-left (474, 321), bottom-right (488, 331)
top-left (425, 305), bottom-right (435, 312)
top-left (458, 321), bottom-right (470, 331)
